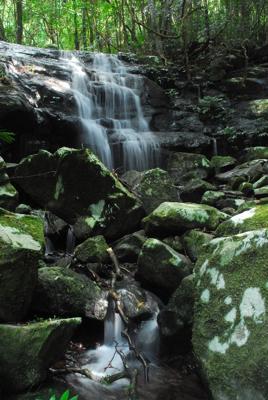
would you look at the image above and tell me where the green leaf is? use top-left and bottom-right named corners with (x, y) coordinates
top-left (49, 396), bottom-right (56, 400)
top-left (60, 390), bottom-right (70, 400)
top-left (70, 396), bottom-right (79, 400)
top-left (0, 131), bottom-right (15, 144)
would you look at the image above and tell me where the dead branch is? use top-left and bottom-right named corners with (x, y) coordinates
top-left (122, 329), bottom-right (149, 383)
top-left (107, 247), bottom-right (121, 277)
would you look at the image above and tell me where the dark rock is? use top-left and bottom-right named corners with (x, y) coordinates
top-left (113, 230), bottom-right (147, 262)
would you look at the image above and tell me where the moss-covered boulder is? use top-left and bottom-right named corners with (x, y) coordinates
top-left (0, 208), bottom-right (44, 322)
top-left (243, 146), bottom-right (268, 161)
top-left (167, 152), bottom-right (211, 184)
top-left (216, 204), bottom-right (268, 236)
top-left (0, 318), bottom-right (81, 393)
top-left (216, 159), bottom-right (268, 184)
top-left (182, 229), bottom-right (213, 262)
top-left (255, 186), bottom-right (268, 198)
top-left (253, 175), bottom-right (268, 189)
top-left (193, 229), bottom-right (268, 400)
top-left (143, 202), bottom-right (228, 236)
top-left (180, 178), bottom-right (216, 203)
top-left (210, 156), bottom-right (237, 172)
top-left (14, 148), bottom-right (143, 240)
top-left (133, 168), bottom-right (178, 214)
top-left (32, 267), bottom-right (107, 320)
top-left (0, 182), bottom-right (18, 210)
top-left (201, 191), bottom-right (225, 207)
top-left (137, 238), bottom-right (191, 298)
top-left (74, 235), bottom-right (109, 263)
top-left (113, 230), bottom-right (147, 262)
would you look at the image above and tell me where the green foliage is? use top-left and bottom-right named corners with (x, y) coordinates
top-left (0, 131), bottom-right (15, 144)
top-left (198, 96), bottom-right (227, 121)
top-left (48, 390), bottom-right (78, 400)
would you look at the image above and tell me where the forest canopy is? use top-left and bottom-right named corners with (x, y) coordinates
top-left (0, 0), bottom-right (268, 56)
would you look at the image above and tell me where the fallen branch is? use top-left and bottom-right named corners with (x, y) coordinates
top-left (122, 329), bottom-right (149, 383)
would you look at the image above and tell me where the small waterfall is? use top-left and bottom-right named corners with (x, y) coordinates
top-left (66, 225), bottom-right (76, 254)
top-left (63, 52), bottom-right (159, 171)
top-left (104, 300), bottom-right (124, 346)
top-left (136, 308), bottom-right (160, 360)
top-left (212, 138), bottom-right (218, 156)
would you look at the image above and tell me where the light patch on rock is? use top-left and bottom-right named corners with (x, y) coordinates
top-left (240, 287), bottom-right (265, 324)
top-left (201, 289), bottom-right (210, 303)
top-left (209, 336), bottom-right (230, 354)
top-left (0, 224), bottom-right (41, 251)
top-left (224, 296), bottom-right (232, 305)
top-left (230, 208), bottom-right (256, 226)
top-left (230, 321), bottom-right (250, 347)
top-left (207, 267), bottom-right (225, 289)
top-left (236, 230), bottom-right (268, 256)
top-left (225, 307), bottom-right (237, 324)
top-left (200, 259), bottom-right (209, 276)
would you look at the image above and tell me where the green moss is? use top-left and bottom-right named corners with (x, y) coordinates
top-left (74, 235), bottom-right (109, 263)
top-left (210, 155), bottom-right (236, 170)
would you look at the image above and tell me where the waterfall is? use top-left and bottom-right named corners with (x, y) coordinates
top-left (212, 138), bottom-right (218, 156)
top-left (63, 53), bottom-right (159, 171)
top-left (66, 225), bottom-right (76, 254)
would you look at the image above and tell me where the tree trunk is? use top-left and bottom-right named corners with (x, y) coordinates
top-left (15, 0), bottom-right (23, 44)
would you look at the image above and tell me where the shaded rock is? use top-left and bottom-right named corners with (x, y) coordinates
top-left (0, 318), bottom-right (81, 393)
top-left (133, 168), bottom-right (178, 214)
top-left (158, 275), bottom-right (194, 337)
top-left (193, 229), bottom-right (268, 400)
top-left (253, 175), bottom-right (268, 189)
top-left (113, 230), bottom-right (147, 262)
top-left (143, 202), bottom-right (228, 237)
top-left (32, 267), bottom-right (107, 320)
top-left (15, 203), bottom-right (32, 214)
top-left (0, 182), bottom-right (18, 210)
top-left (254, 186), bottom-right (268, 198)
top-left (223, 77), bottom-right (263, 96)
top-left (210, 156), bottom-right (237, 172)
top-left (121, 170), bottom-right (143, 188)
top-left (74, 235), bottom-right (109, 263)
top-left (182, 230), bottom-right (213, 262)
top-left (216, 204), bottom-right (268, 236)
top-left (167, 152), bottom-right (211, 184)
top-left (216, 159), bottom-right (268, 184)
top-left (201, 191), bottom-right (225, 207)
top-left (239, 181), bottom-right (254, 196)
top-left (137, 238), bottom-right (191, 298)
top-left (180, 179), bottom-right (216, 203)
top-left (14, 148), bottom-right (143, 240)
top-left (243, 146), bottom-right (268, 162)
top-left (154, 131), bottom-right (211, 153)
top-left (0, 208), bottom-right (44, 322)
top-left (163, 236), bottom-right (184, 253)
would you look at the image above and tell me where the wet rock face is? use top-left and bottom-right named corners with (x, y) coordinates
top-left (14, 147), bottom-right (143, 239)
top-left (0, 208), bottom-right (44, 322)
top-left (193, 229), bottom-right (268, 400)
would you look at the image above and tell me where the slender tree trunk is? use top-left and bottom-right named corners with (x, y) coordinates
top-left (82, 1), bottom-right (88, 50)
top-left (0, 17), bottom-right (6, 41)
top-left (73, 0), bottom-right (79, 50)
top-left (15, 0), bottom-right (23, 44)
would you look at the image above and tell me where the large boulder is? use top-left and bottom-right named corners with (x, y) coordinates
top-left (143, 202), bottom-right (228, 236)
top-left (74, 235), bottom-right (109, 263)
top-left (113, 230), bottom-right (147, 262)
top-left (14, 148), bottom-right (143, 240)
top-left (0, 208), bottom-right (44, 322)
top-left (243, 146), bottom-right (268, 162)
top-left (182, 229), bottom-right (214, 262)
top-left (216, 204), bottom-right (268, 236)
top-left (133, 168), bottom-right (178, 214)
top-left (32, 267), bottom-right (107, 320)
top-left (0, 318), bottom-right (81, 393)
top-left (180, 178), bottom-right (216, 203)
top-left (137, 238), bottom-right (191, 298)
top-left (193, 229), bottom-right (268, 400)
top-left (216, 159), bottom-right (268, 184)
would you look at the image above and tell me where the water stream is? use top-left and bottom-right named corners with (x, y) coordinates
top-left (63, 53), bottom-right (159, 171)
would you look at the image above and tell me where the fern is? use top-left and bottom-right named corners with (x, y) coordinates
top-left (0, 131), bottom-right (15, 144)
top-left (48, 390), bottom-right (78, 400)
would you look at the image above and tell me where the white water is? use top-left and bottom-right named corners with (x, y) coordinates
top-left (63, 53), bottom-right (159, 171)
top-left (66, 225), bottom-right (76, 254)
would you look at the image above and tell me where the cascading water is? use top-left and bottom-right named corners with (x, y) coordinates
top-left (66, 225), bottom-right (76, 254)
top-left (63, 53), bottom-right (159, 171)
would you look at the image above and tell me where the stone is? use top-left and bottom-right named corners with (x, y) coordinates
top-left (243, 146), bottom-right (268, 162)
top-left (180, 179), bottom-right (216, 203)
top-left (216, 159), bottom-right (268, 184)
top-left (201, 191), bottom-right (225, 207)
top-left (143, 202), bottom-right (228, 236)
top-left (0, 318), bottom-right (81, 393)
top-left (216, 204), bottom-right (268, 236)
top-left (182, 230), bottom-right (213, 262)
top-left (254, 186), bottom-right (268, 198)
top-left (32, 267), bottom-right (107, 320)
top-left (133, 168), bottom-right (178, 214)
top-left (193, 229), bottom-right (268, 400)
top-left (137, 238), bottom-right (191, 298)
top-left (162, 236), bottom-right (184, 253)
top-left (14, 148), bottom-right (143, 240)
top-left (210, 156), bottom-right (237, 172)
top-left (253, 175), bottom-right (268, 189)
top-left (0, 182), bottom-right (18, 210)
top-left (167, 152), bottom-right (211, 184)
top-left (74, 235), bottom-right (109, 263)
top-left (113, 230), bottom-right (147, 262)
top-left (15, 203), bottom-right (32, 214)
top-left (158, 275), bottom-right (194, 337)
top-left (0, 208), bottom-right (44, 322)
top-left (239, 182), bottom-right (254, 196)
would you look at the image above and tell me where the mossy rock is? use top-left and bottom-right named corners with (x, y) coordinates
top-left (210, 156), bottom-right (237, 172)
top-left (0, 208), bottom-right (44, 322)
top-left (134, 168), bottom-right (178, 214)
top-left (143, 202), bottom-right (228, 236)
top-left (180, 178), bottom-right (216, 203)
top-left (254, 186), bottom-right (268, 198)
top-left (113, 230), bottom-right (147, 262)
top-left (216, 204), bottom-right (268, 236)
top-left (238, 181), bottom-right (254, 196)
top-left (162, 236), bottom-right (184, 253)
top-left (167, 152), bottom-right (211, 184)
top-left (193, 229), bottom-right (268, 399)
top-left (201, 191), bottom-right (225, 207)
top-left (216, 159), bottom-right (268, 185)
top-left (0, 182), bottom-right (18, 210)
top-left (243, 146), bottom-right (268, 162)
top-left (0, 318), bottom-right (81, 393)
top-left (182, 229), bottom-right (214, 262)
top-left (32, 267), bottom-right (107, 320)
top-left (14, 148), bottom-right (143, 240)
top-left (74, 235), bottom-right (109, 263)
top-left (253, 175), bottom-right (268, 189)
top-left (137, 238), bottom-right (191, 299)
